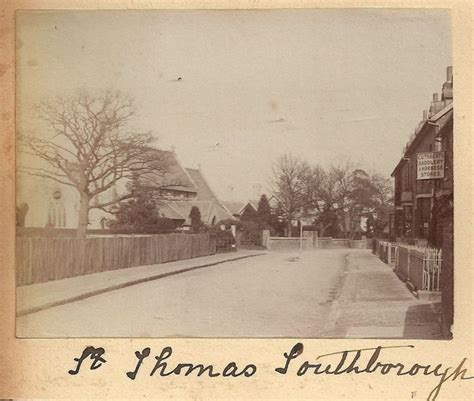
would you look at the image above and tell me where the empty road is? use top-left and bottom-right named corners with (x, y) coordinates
top-left (17, 249), bottom-right (349, 338)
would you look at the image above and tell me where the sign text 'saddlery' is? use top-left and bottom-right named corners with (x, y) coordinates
top-left (417, 152), bottom-right (445, 180)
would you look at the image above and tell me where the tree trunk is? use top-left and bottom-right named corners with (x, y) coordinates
top-left (287, 220), bottom-right (292, 237)
top-left (320, 223), bottom-right (328, 237)
top-left (77, 192), bottom-right (90, 238)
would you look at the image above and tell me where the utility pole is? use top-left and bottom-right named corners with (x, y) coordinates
top-left (299, 219), bottom-right (303, 252)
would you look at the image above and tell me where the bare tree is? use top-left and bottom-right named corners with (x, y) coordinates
top-left (271, 154), bottom-right (306, 237)
top-left (299, 162), bottom-right (354, 237)
top-left (19, 89), bottom-right (171, 237)
top-left (270, 154), bottom-right (393, 238)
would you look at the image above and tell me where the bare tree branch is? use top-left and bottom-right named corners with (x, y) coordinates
top-left (19, 89), bottom-right (169, 237)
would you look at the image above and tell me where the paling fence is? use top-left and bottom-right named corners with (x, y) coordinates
top-left (373, 239), bottom-right (442, 292)
top-left (16, 233), bottom-right (217, 286)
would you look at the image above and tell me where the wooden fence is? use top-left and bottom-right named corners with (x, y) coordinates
top-left (16, 233), bottom-right (217, 286)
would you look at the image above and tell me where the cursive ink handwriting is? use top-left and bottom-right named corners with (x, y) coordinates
top-left (67, 343), bottom-right (473, 401)
top-left (126, 346), bottom-right (257, 379)
top-left (275, 343), bottom-right (474, 401)
top-left (68, 346), bottom-right (106, 375)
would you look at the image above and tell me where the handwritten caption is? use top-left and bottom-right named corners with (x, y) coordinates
top-left (68, 343), bottom-right (473, 401)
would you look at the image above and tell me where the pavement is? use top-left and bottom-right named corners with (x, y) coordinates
top-left (17, 249), bottom-right (348, 338)
top-left (16, 250), bottom-right (266, 317)
top-left (323, 250), bottom-right (443, 339)
top-left (16, 248), bottom-right (443, 339)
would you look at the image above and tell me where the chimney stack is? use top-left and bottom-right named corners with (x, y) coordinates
top-left (423, 110), bottom-right (428, 120)
top-left (447, 66), bottom-right (453, 82)
top-left (433, 93), bottom-right (439, 102)
top-left (442, 66), bottom-right (453, 102)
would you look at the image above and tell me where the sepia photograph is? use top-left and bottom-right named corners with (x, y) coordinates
top-left (15, 9), bottom-right (454, 339)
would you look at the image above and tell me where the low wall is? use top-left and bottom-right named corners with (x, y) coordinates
top-left (267, 237), bottom-right (310, 252)
top-left (266, 235), bottom-right (367, 250)
top-left (319, 238), bottom-right (366, 249)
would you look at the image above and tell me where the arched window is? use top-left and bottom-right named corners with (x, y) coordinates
top-left (100, 218), bottom-right (107, 229)
top-left (47, 188), bottom-right (66, 227)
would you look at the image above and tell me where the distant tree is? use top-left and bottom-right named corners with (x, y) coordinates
top-left (256, 194), bottom-right (272, 225)
top-left (16, 203), bottom-right (29, 227)
top-left (363, 173), bottom-right (394, 237)
top-left (189, 206), bottom-right (203, 233)
top-left (108, 174), bottom-right (175, 232)
top-left (18, 89), bottom-right (172, 237)
top-left (270, 154), bottom-right (393, 238)
top-left (271, 154), bottom-right (306, 236)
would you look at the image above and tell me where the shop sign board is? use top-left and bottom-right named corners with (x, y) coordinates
top-left (417, 152), bottom-right (445, 180)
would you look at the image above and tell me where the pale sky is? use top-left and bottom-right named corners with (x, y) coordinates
top-left (17, 9), bottom-right (452, 201)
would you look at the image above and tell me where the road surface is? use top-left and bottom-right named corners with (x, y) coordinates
top-left (17, 249), bottom-right (349, 337)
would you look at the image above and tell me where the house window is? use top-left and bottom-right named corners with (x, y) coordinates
top-left (48, 202), bottom-right (66, 227)
top-left (403, 165), bottom-right (411, 191)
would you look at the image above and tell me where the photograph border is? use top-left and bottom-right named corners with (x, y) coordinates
top-left (1, 1), bottom-right (472, 399)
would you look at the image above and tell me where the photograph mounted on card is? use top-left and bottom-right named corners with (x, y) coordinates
top-left (15, 9), bottom-right (454, 340)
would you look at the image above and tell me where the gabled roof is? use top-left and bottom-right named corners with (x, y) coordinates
top-left (166, 200), bottom-right (234, 225)
top-left (222, 200), bottom-right (258, 215)
top-left (239, 201), bottom-right (257, 214)
top-left (391, 104), bottom-right (453, 177)
top-left (167, 201), bottom-right (214, 225)
top-left (185, 168), bottom-right (218, 201)
top-left (222, 201), bottom-right (246, 215)
top-left (185, 168), bottom-right (234, 217)
top-left (139, 149), bottom-right (197, 193)
top-left (154, 167), bottom-right (234, 224)
top-left (156, 202), bottom-right (186, 221)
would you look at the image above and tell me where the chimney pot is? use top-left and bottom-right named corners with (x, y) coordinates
top-left (433, 93), bottom-right (439, 102)
top-left (423, 110), bottom-right (428, 120)
top-left (447, 66), bottom-right (453, 82)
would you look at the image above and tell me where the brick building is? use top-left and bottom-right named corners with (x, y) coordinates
top-left (391, 66), bottom-right (454, 337)
top-left (391, 67), bottom-right (453, 245)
